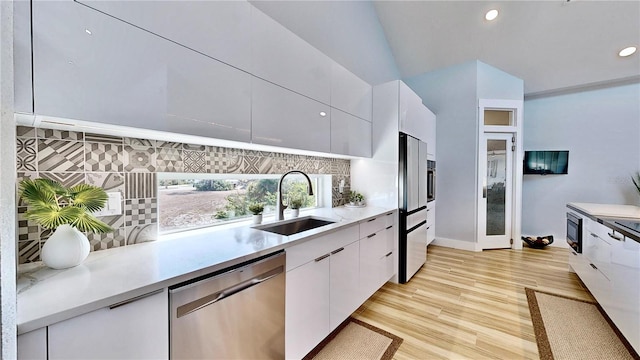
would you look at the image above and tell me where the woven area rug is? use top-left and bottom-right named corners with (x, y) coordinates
top-left (525, 288), bottom-right (640, 360)
top-left (302, 317), bottom-right (403, 360)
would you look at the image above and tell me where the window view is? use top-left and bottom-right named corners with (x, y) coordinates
top-left (158, 174), bottom-right (318, 233)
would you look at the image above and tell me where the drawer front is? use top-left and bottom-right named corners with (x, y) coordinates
top-left (360, 216), bottom-right (386, 238)
top-left (286, 225), bottom-right (359, 272)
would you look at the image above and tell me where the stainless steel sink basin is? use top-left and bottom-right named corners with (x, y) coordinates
top-left (255, 216), bottom-right (336, 236)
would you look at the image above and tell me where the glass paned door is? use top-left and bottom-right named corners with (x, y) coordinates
top-left (479, 133), bottom-right (513, 249)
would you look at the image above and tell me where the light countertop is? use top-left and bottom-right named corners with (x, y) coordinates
top-left (567, 202), bottom-right (640, 242)
top-left (17, 206), bottom-right (396, 334)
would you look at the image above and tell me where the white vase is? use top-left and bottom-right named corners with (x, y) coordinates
top-left (252, 214), bottom-right (263, 225)
top-left (41, 224), bottom-right (90, 269)
top-left (291, 209), bottom-right (299, 218)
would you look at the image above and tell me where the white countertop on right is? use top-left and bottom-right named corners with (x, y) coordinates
top-left (567, 202), bottom-right (640, 219)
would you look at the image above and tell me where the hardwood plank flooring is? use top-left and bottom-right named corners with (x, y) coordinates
top-left (352, 245), bottom-right (592, 359)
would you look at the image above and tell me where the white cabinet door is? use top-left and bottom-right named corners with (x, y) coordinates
top-left (286, 255), bottom-right (331, 360)
top-left (330, 108), bottom-right (372, 157)
top-left (78, 0), bottom-right (252, 71)
top-left (32, 1), bottom-right (251, 142)
top-left (426, 107), bottom-right (437, 156)
top-left (13, 0), bottom-right (32, 114)
top-left (251, 7), bottom-right (331, 104)
top-left (331, 62), bottom-right (372, 121)
top-left (329, 241), bottom-right (360, 330)
top-left (17, 328), bottom-right (47, 360)
top-left (48, 289), bottom-right (168, 360)
top-left (252, 77), bottom-right (330, 153)
top-left (398, 82), bottom-right (424, 140)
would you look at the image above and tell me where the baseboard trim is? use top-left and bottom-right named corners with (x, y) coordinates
top-left (431, 237), bottom-right (481, 252)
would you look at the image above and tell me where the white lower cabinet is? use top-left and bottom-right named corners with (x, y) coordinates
top-left (329, 241), bottom-right (361, 330)
top-left (17, 328), bottom-right (47, 360)
top-left (570, 219), bottom-right (640, 353)
top-left (286, 253), bottom-right (331, 360)
top-left (48, 289), bottom-right (169, 360)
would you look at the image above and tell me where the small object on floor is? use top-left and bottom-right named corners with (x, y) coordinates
top-left (522, 235), bottom-right (554, 248)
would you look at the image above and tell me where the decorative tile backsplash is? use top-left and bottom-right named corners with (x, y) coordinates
top-left (15, 126), bottom-right (351, 264)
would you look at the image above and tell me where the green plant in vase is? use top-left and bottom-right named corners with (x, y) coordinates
top-left (249, 203), bottom-right (265, 224)
top-left (349, 191), bottom-right (365, 206)
top-left (19, 178), bottom-right (113, 269)
top-left (289, 197), bottom-right (303, 218)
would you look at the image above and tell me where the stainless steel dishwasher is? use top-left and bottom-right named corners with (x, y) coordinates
top-left (170, 251), bottom-right (285, 359)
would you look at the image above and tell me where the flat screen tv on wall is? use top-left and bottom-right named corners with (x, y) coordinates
top-left (523, 150), bottom-right (569, 175)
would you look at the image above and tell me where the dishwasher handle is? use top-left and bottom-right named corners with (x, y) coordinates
top-left (175, 265), bottom-right (283, 319)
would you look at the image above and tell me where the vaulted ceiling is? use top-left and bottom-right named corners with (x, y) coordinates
top-left (251, 0), bottom-right (640, 95)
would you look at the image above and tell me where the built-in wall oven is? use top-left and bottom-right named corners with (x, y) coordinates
top-left (427, 160), bottom-right (436, 203)
top-left (566, 212), bottom-right (583, 253)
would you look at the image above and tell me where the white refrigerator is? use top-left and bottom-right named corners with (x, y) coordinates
top-left (398, 132), bottom-right (428, 283)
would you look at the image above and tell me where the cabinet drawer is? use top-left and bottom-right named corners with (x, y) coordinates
top-left (286, 225), bottom-right (359, 272)
top-left (360, 212), bottom-right (394, 238)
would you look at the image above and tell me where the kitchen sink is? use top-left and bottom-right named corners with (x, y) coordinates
top-left (255, 216), bottom-right (336, 236)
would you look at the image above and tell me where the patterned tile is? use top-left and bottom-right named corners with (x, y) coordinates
top-left (183, 150), bottom-right (206, 173)
top-left (124, 145), bottom-right (156, 172)
top-left (95, 214), bottom-right (125, 231)
top-left (298, 156), bottom-right (323, 174)
top-left (18, 240), bottom-right (40, 264)
top-left (40, 172), bottom-right (85, 187)
top-left (38, 139), bottom-right (84, 172)
top-left (156, 148), bottom-right (182, 172)
top-left (125, 173), bottom-right (157, 199)
top-left (125, 137), bottom-right (155, 148)
top-left (17, 207), bottom-right (40, 242)
top-left (156, 141), bottom-right (182, 149)
top-left (331, 159), bottom-right (351, 176)
top-left (226, 148), bottom-right (244, 173)
top-left (17, 126), bottom-right (36, 138)
top-left (183, 143), bottom-right (206, 151)
top-left (125, 198), bottom-right (158, 227)
top-left (85, 142), bottom-right (124, 172)
top-left (207, 147), bottom-right (228, 174)
top-left (243, 150), bottom-right (273, 174)
top-left (86, 172), bottom-right (125, 197)
top-left (271, 153), bottom-right (303, 174)
top-left (88, 229), bottom-right (126, 251)
top-left (37, 128), bottom-right (83, 141)
top-left (126, 224), bottom-right (158, 245)
top-left (17, 138), bottom-right (37, 171)
top-left (85, 133), bottom-right (123, 144)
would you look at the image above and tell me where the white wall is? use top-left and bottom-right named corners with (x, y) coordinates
top-left (1, 0), bottom-right (17, 357)
top-left (405, 61), bottom-right (524, 249)
top-left (523, 82), bottom-right (640, 243)
top-left (404, 61), bottom-right (479, 245)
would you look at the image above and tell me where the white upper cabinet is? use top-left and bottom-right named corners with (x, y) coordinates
top-left (77, 0), bottom-right (253, 72)
top-left (426, 107), bottom-right (437, 157)
top-left (251, 77), bottom-right (330, 153)
top-left (32, 1), bottom-right (251, 143)
top-left (251, 7), bottom-right (332, 105)
top-left (331, 63), bottom-right (372, 121)
top-left (13, 0), bottom-right (33, 114)
top-left (399, 82), bottom-right (429, 142)
top-left (330, 108), bottom-right (371, 158)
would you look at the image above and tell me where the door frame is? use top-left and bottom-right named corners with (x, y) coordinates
top-left (477, 99), bottom-right (523, 250)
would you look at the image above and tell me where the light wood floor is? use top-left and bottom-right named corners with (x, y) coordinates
top-left (353, 245), bottom-right (593, 360)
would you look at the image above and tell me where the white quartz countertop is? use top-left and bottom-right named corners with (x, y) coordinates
top-left (567, 202), bottom-right (640, 219)
top-left (17, 206), bottom-right (396, 334)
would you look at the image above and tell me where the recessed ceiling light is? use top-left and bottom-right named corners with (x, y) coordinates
top-left (485, 9), bottom-right (499, 21)
top-left (619, 46), bottom-right (637, 57)
top-left (319, 112), bottom-right (327, 117)
top-left (85, 29), bottom-right (92, 35)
